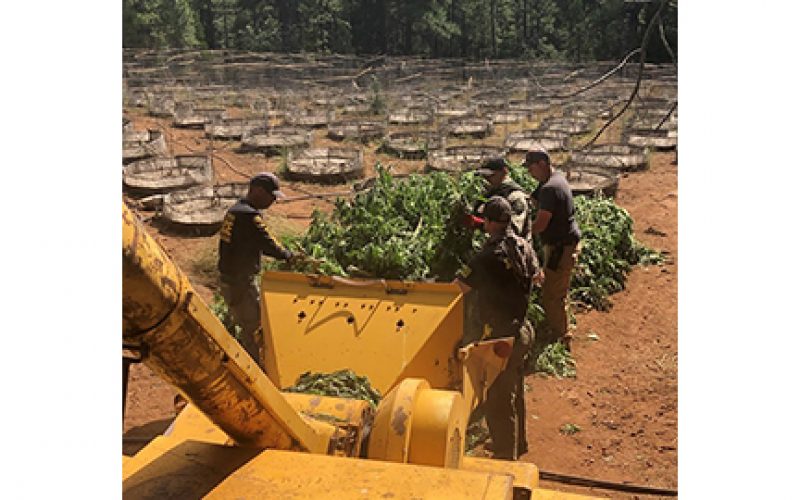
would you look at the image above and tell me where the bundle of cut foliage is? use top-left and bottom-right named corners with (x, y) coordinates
top-left (284, 369), bottom-right (382, 409)
top-left (534, 342), bottom-right (577, 378)
top-left (272, 163), bottom-right (660, 317)
top-left (569, 196), bottom-right (663, 311)
top-left (282, 164), bottom-right (486, 280)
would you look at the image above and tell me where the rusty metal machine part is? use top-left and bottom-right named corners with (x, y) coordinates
top-left (123, 202), bottom-right (335, 452)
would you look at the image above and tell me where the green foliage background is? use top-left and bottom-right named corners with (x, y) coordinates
top-left (122, 0), bottom-right (677, 63)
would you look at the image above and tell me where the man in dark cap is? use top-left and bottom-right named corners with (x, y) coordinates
top-left (454, 196), bottom-right (541, 460)
top-left (218, 172), bottom-right (301, 365)
top-left (467, 156), bottom-right (532, 242)
top-left (524, 148), bottom-right (582, 349)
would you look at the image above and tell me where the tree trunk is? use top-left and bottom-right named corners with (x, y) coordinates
top-left (522, 0), bottom-right (528, 46)
top-left (490, 0), bottom-right (497, 57)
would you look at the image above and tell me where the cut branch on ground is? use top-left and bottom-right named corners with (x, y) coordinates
top-left (578, 0), bottom-right (669, 150)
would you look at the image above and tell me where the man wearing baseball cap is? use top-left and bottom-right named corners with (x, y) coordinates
top-left (468, 156), bottom-right (532, 242)
top-left (524, 148), bottom-right (581, 350)
top-left (454, 196), bottom-right (541, 460)
top-left (217, 172), bottom-right (300, 366)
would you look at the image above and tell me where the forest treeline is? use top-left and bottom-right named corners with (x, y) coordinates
top-left (123, 0), bottom-right (677, 63)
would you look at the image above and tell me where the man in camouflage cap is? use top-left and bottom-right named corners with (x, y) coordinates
top-left (218, 172), bottom-right (303, 366)
top-left (454, 196), bottom-right (542, 460)
top-left (465, 156), bottom-right (532, 243)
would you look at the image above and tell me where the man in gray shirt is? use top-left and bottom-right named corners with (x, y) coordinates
top-left (525, 148), bottom-right (581, 349)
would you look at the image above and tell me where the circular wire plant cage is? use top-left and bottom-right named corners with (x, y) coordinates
top-left (491, 109), bottom-right (533, 124)
top-left (624, 128), bottom-right (677, 151)
top-left (161, 182), bottom-right (248, 231)
top-left (504, 129), bottom-right (569, 153)
top-left (559, 165), bottom-right (620, 198)
top-left (569, 144), bottom-right (649, 172)
top-left (435, 104), bottom-right (476, 120)
top-left (284, 108), bottom-right (336, 128)
top-left (426, 145), bottom-right (507, 173)
top-left (239, 126), bottom-right (312, 155)
top-left (123, 129), bottom-right (168, 164)
top-left (172, 102), bottom-right (228, 128)
top-left (381, 130), bottom-right (446, 159)
top-left (204, 118), bottom-right (267, 140)
top-left (123, 155), bottom-right (214, 195)
top-left (539, 116), bottom-right (593, 136)
top-left (444, 117), bottom-right (494, 139)
top-left (286, 147), bottom-right (364, 183)
top-left (147, 94), bottom-right (175, 117)
top-left (387, 108), bottom-right (434, 126)
top-left (327, 120), bottom-right (387, 142)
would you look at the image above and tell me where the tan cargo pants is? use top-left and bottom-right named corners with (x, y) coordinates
top-left (541, 242), bottom-right (580, 344)
top-left (219, 276), bottom-right (262, 365)
top-left (485, 321), bottom-right (533, 460)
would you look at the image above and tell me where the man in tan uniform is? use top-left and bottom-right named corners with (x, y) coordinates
top-left (525, 148), bottom-right (582, 349)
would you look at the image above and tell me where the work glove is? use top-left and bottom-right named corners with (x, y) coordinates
top-left (461, 212), bottom-right (485, 230)
top-left (287, 251), bottom-right (307, 266)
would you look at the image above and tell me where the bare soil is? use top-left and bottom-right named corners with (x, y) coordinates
top-left (522, 152), bottom-right (678, 498)
top-left (122, 108), bottom-right (678, 498)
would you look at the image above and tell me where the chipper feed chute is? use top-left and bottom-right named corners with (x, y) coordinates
top-left (258, 271), bottom-right (466, 395)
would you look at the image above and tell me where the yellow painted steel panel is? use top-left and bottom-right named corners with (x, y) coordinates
top-left (407, 389), bottom-right (467, 468)
top-left (207, 449), bottom-right (514, 499)
top-left (259, 271), bottom-right (464, 395)
top-left (166, 404), bottom-right (231, 445)
top-left (123, 437), bottom-right (261, 498)
top-left (531, 488), bottom-right (604, 500)
top-left (462, 457), bottom-right (539, 491)
top-left (368, 378), bottom-right (429, 463)
top-left (125, 440), bottom-right (514, 499)
top-left (282, 392), bottom-right (373, 427)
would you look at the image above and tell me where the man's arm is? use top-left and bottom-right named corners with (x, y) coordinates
top-left (530, 185), bottom-right (555, 235)
top-left (507, 190), bottom-right (529, 236)
top-left (453, 278), bottom-right (472, 294)
top-left (454, 253), bottom-right (486, 295)
top-left (530, 209), bottom-right (552, 235)
top-left (252, 214), bottom-right (293, 260)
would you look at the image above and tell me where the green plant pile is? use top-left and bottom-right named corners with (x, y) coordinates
top-left (274, 163), bottom-right (660, 318)
top-left (570, 196), bottom-right (664, 311)
top-left (284, 165), bottom-right (487, 280)
top-left (284, 369), bottom-right (382, 409)
top-left (534, 342), bottom-right (577, 378)
top-left (465, 421), bottom-right (491, 454)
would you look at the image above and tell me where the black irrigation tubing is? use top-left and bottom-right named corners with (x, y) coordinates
top-left (655, 101), bottom-right (678, 131)
top-left (539, 470), bottom-right (678, 497)
top-left (536, 48), bottom-right (642, 100)
top-left (281, 191), bottom-right (354, 203)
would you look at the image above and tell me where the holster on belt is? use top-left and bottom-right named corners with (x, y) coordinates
top-left (546, 244), bottom-right (565, 271)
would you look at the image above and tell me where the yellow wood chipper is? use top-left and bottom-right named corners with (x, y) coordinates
top-left (122, 202), bottom-right (597, 499)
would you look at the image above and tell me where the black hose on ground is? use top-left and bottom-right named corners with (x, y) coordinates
top-left (539, 470), bottom-right (677, 497)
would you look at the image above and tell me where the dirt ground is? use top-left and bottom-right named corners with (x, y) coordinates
top-left (523, 151), bottom-right (678, 498)
top-left (122, 108), bottom-right (678, 498)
